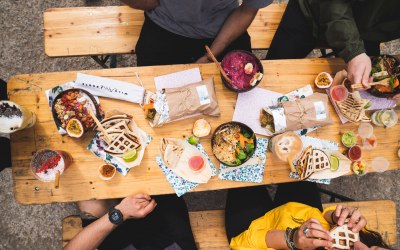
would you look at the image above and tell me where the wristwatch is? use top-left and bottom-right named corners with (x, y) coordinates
top-left (108, 207), bottom-right (124, 225)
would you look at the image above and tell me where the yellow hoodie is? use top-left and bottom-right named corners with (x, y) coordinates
top-left (230, 202), bottom-right (335, 250)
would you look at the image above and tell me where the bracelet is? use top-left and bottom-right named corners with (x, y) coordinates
top-left (285, 227), bottom-right (300, 250)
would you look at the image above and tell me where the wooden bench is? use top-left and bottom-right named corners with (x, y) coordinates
top-left (62, 200), bottom-right (397, 249)
top-left (44, 4), bottom-right (286, 67)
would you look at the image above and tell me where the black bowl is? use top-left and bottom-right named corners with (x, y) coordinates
top-left (220, 50), bottom-right (264, 93)
top-left (367, 55), bottom-right (400, 98)
top-left (211, 121), bottom-right (257, 167)
top-left (51, 88), bottom-right (101, 132)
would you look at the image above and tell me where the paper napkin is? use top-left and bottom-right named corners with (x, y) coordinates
top-left (154, 68), bottom-right (202, 90)
top-left (156, 141), bottom-right (217, 197)
top-left (219, 138), bottom-right (268, 183)
top-left (75, 73), bottom-right (145, 103)
top-left (289, 136), bottom-right (339, 185)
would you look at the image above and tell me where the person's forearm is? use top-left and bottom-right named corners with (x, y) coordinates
top-left (265, 230), bottom-right (289, 249)
top-left (209, 4), bottom-right (258, 58)
top-left (121, 0), bottom-right (159, 11)
top-left (64, 215), bottom-right (118, 250)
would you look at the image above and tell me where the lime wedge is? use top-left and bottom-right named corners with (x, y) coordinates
top-left (330, 155), bottom-right (339, 171)
top-left (188, 136), bottom-right (200, 145)
top-left (122, 149), bottom-right (138, 162)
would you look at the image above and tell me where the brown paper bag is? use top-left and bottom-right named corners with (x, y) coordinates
top-left (281, 93), bottom-right (332, 131)
top-left (164, 78), bottom-right (220, 121)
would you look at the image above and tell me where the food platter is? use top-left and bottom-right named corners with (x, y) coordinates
top-left (51, 88), bottom-right (102, 135)
top-left (368, 55), bottom-right (400, 98)
top-left (211, 121), bottom-right (256, 166)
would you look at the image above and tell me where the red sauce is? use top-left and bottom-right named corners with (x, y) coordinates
top-left (349, 145), bottom-right (362, 161)
top-left (188, 156), bottom-right (204, 172)
top-left (331, 85), bottom-right (348, 102)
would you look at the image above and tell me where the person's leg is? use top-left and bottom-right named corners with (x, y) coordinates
top-left (363, 40), bottom-right (380, 57)
top-left (225, 185), bottom-right (274, 241)
top-left (274, 181), bottom-right (323, 211)
top-left (133, 194), bottom-right (197, 250)
top-left (265, 0), bottom-right (316, 60)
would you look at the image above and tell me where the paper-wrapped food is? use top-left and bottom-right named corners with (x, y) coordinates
top-left (260, 93), bottom-right (332, 135)
top-left (143, 78), bottom-right (220, 127)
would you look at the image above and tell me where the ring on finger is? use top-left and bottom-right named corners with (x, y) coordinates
top-left (303, 227), bottom-right (310, 237)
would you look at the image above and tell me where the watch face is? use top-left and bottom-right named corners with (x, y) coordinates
top-left (109, 208), bottom-right (123, 225)
top-left (111, 211), bottom-right (121, 222)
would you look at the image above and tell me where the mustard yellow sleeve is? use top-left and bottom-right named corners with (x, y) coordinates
top-left (230, 213), bottom-right (276, 250)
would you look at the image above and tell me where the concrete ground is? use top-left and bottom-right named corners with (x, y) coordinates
top-left (0, 0), bottom-right (399, 249)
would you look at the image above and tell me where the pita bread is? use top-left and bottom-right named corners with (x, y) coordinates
top-left (297, 146), bottom-right (312, 173)
top-left (329, 224), bottom-right (359, 250)
top-left (160, 138), bottom-right (212, 183)
top-left (337, 92), bottom-right (371, 122)
top-left (160, 138), bottom-right (184, 169)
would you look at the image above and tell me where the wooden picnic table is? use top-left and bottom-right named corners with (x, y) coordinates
top-left (9, 58), bottom-right (400, 205)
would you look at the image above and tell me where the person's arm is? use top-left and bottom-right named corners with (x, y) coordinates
top-left (64, 194), bottom-right (156, 250)
top-left (309, 1), bottom-right (371, 86)
top-left (265, 218), bottom-right (332, 250)
top-left (120, 0), bottom-right (159, 11)
top-left (195, 3), bottom-right (258, 63)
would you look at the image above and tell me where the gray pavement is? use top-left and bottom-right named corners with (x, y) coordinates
top-left (1, 0), bottom-right (399, 249)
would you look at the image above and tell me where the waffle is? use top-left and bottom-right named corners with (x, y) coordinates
top-left (329, 224), bottom-right (359, 250)
top-left (297, 148), bottom-right (331, 180)
top-left (96, 114), bottom-right (132, 130)
top-left (104, 132), bottom-right (141, 155)
top-left (312, 149), bottom-right (331, 171)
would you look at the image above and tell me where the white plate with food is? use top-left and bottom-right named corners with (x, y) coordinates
top-left (297, 147), bottom-right (351, 180)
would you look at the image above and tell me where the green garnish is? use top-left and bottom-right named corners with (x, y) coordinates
top-left (237, 150), bottom-right (247, 160)
top-left (243, 131), bottom-right (251, 138)
top-left (389, 76), bottom-right (396, 90)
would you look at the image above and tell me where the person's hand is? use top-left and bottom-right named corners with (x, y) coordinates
top-left (332, 205), bottom-right (367, 232)
top-left (293, 218), bottom-right (333, 249)
top-left (392, 93), bottom-right (400, 100)
top-left (195, 54), bottom-right (211, 64)
top-left (347, 53), bottom-right (372, 89)
top-left (354, 241), bottom-right (389, 250)
top-left (115, 194), bottom-right (156, 220)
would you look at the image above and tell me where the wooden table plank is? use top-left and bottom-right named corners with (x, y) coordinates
top-left (8, 58), bottom-right (400, 204)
